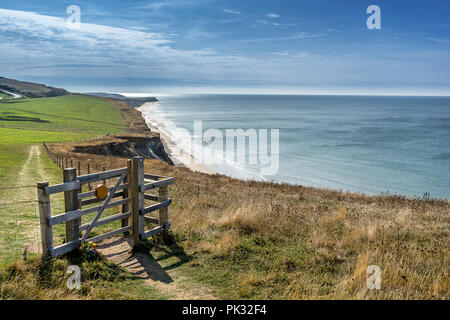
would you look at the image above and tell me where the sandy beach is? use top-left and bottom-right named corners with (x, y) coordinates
top-left (137, 102), bottom-right (215, 175)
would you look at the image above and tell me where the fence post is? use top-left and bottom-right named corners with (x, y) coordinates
top-left (64, 168), bottom-right (80, 242)
top-left (87, 161), bottom-right (91, 190)
top-left (102, 166), bottom-right (106, 185)
top-left (77, 161), bottom-right (81, 176)
top-left (159, 184), bottom-right (169, 229)
top-left (70, 158), bottom-right (73, 168)
top-left (65, 158), bottom-right (68, 168)
top-left (37, 182), bottom-right (53, 259)
top-left (121, 159), bottom-right (131, 233)
top-left (130, 157), bottom-right (144, 246)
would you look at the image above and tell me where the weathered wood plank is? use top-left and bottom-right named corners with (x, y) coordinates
top-left (140, 226), bottom-right (163, 240)
top-left (122, 160), bottom-right (131, 230)
top-left (159, 185), bottom-right (169, 227)
top-left (64, 168), bottom-right (80, 242)
top-left (139, 199), bottom-right (171, 215)
top-left (49, 198), bottom-right (129, 226)
top-left (144, 216), bottom-right (159, 225)
top-left (79, 212), bottom-right (130, 232)
top-left (139, 177), bottom-right (174, 192)
top-left (81, 191), bottom-right (124, 206)
top-left (144, 173), bottom-right (166, 180)
top-left (77, 167), bottom-right (128, 184)
top-left (144, 194), bottom-right (159, 201)
top-left (81, 173), bottom-right (127, 242)
top-left (37, 182), bottom-right (53, 259)
top-left (87, 226), bottom-right (130, 244)
top-left (50, 239), bottom-right (81, 257)
top-left (78, 184), bottom-right (128, 199)
top-left (45, 180), bottom-right (80, 195)
top-left (131, 157), bottom-right (145, 246)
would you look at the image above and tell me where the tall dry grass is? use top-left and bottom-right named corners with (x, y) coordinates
top-left (42, 144), bottom-right (449, 299)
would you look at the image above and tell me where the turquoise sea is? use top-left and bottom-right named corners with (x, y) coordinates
top-left (138, 94), bottom-right (450, 199)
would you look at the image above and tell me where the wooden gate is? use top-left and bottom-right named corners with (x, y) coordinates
top-left (37, 156), bottom-right (173, 259)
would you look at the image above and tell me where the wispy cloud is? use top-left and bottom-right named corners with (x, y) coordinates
top-left (223, 9), bottom-right (241, 15)
top-left (243, 32), bottom-right (323, 42)
top-left (266, 13), bottom-right (280, 18)
top-left (0, 8), bottom-right (252, 82)
top-left (427, 37), bottom-right (450, 44)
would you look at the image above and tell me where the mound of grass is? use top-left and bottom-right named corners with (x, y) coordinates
top-left (0, 253), bottom-right (167, 300)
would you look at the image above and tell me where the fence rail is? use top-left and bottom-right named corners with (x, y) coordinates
top-left (37, 155), bottom-right (173, 259)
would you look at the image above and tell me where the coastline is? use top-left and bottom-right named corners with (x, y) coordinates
top-left (135, 98), bottom-right (449, 201)
top-left (137, 102), bottom-right (216, 175)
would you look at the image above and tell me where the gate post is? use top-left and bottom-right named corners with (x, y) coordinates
top-left (37, 182), bottom-right (53, 259)
top-left (130, 156), bottom-right (144, 246)
top-left (121, 159), bottom-right (131, 233)
top-left (64, 168), bottom-right (80, 242)
top-left (159, 185), bottom-right (169, 229)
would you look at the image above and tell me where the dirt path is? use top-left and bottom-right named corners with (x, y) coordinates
top-left (97, 236), bottom-right (218, 300)
top-left (18, 145), bottom-right (45, 254)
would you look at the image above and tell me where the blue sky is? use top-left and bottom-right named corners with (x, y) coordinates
top-left (0, 0), bottom-right (449, 94)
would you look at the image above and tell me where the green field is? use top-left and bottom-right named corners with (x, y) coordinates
top-left (0, 95), bottom-right (125, 135)
top-left (0, 95), bottom-right (126, 263)
top-left (0, 95), bottom-right (125, 187)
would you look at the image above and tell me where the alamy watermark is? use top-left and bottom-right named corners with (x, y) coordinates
top-left (169, 121), bottom-right (280, 176)
top-left (66, 265), bottom-right (81, 290)
top-left (366, 265), bottom-right (382, 290)
top-left (367, 5), bottom-right (381, 30)
top-left (66, 5), bottom-right (81, 30)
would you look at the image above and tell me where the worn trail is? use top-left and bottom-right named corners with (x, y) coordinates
top-left (97, 236), bottom-right (218, 300)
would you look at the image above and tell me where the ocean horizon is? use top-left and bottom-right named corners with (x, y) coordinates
top-left (137, 94), bottom-right (450, 200)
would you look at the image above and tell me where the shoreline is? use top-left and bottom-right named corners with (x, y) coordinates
top-left (135, 101), bottom-right (449, 202)
top-left (137, 102), bottom-right (216, 175)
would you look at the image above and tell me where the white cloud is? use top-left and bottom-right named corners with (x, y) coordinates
top-left (0, 8), bottom-right (251, 81)
top-left (223, 9), bottom-right (241, 15)
top-left (242, 32), bottom-right (323, 42)
top-left (427, 37), bottom-right (450, 44)
top-left (266, 13), bottom-right (280, 18)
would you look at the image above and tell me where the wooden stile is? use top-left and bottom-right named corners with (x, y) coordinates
top-left (37, 155), bottom-right (173, 258)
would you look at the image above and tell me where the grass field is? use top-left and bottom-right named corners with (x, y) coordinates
top-left (0, 94), bottom-right (173, 299)
top-left (0, 95), bottom-right (126, 264)
top-left (0, 95), bottom-right (125, 134)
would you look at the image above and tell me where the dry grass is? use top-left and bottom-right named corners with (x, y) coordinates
top-left (0, 255), bottom-right (167, 300)
top-left (41, 146), bottom-right (449, 299)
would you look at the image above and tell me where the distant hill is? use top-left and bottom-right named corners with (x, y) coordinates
top-left (0, 77), bottom-right (71, 98)
top-left (85, 92), bottom-right (158, 108)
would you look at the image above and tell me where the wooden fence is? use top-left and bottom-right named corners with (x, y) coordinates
top-left (37, 156), bottom-right (174, 259)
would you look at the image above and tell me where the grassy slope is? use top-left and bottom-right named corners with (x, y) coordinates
top-left (25, 151), bottom-right (448, 300)
top-left (0, 95), bottom-right (170, 299)
top-left (0, 95), bottom-right (125, 183)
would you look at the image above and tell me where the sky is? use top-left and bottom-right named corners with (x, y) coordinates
top-left (0, 0), bottom-right (449, 95)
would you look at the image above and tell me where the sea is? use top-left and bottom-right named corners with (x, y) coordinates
top-left (137, 94), bottom-right (450, 200)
